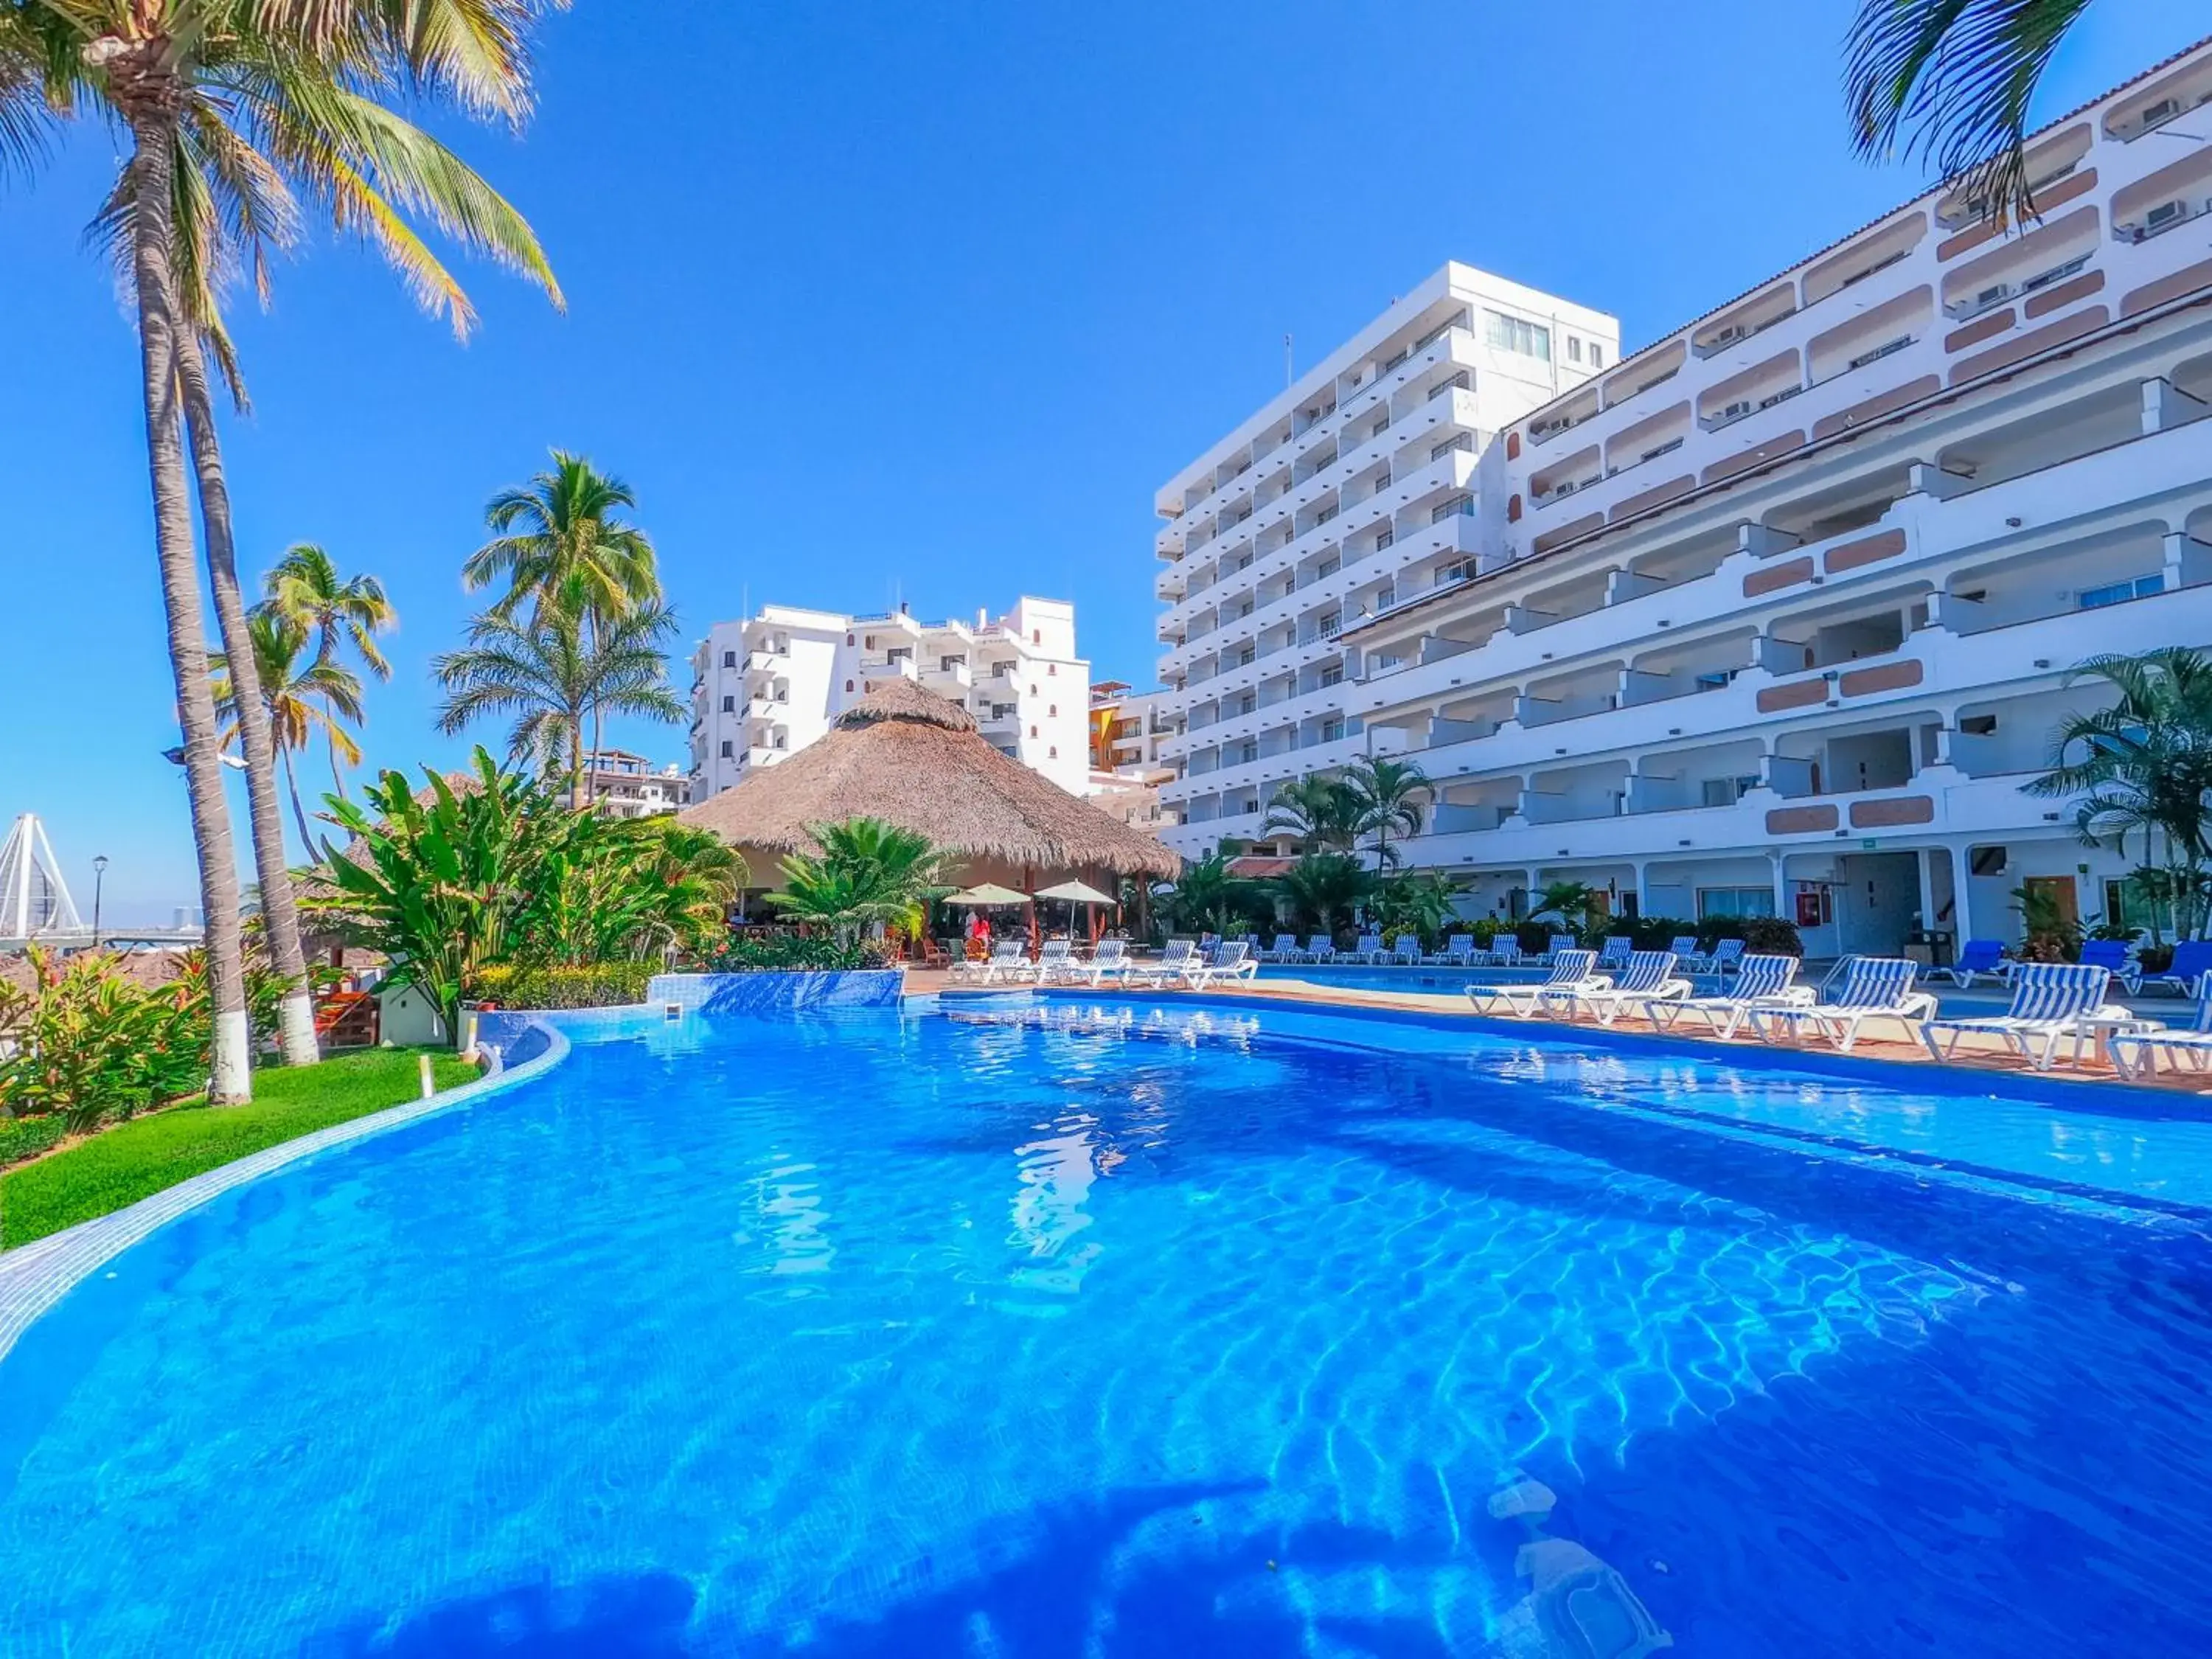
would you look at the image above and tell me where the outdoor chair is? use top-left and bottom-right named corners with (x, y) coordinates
top-left (1921, 961), bottom-right (2126, 1072)
top-left (2140, 939), bottom-right (2212, 999)
top-left (1466, 950), bottom-right (1608, 1019)
top-left (2078, 938), bottom-right (2142, 994)
top-left (1651, 953), bottom-right (1813, 1040)
top-left (1929, 939), bottom-right (2011, 989)
top-left (1127, 939), bottom-right (1197, 986)
top-left (1348, 931), bottom-right (1384, 964)
top-left (1596, 935), bottom-right (1635, 972)
top-left (1302, 933), bottom-right (1336, 964)
top-left (1260, 933), bottom-right (1301, 963)
top-left (1571, 951), bottom-right (1691, 1026)
top-left (1748, 956), bottom-right (1937, 1052)
top-left (1703, 939), bottom-right (1746, 977)
top-left (1081, 939), bottom-right (1131, 986)
top-left (1431, 935), bottom-right (1479, 967)
top-left (1186, 939), bottom-right (1259, 988)
top-left (2110, 991), bottom-right (2212, 1080)
top-left (973, 940), bottom-right (1030, 985)
top-left (1540, 933), bottom-right (1577, 965)
top-left (1389, 935), bottom-right (1424, 965)
top-left (1485, 937), bottom-right (1526, 970)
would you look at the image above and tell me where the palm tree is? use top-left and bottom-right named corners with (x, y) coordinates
top-left (261, 544), bottom-right (394, 796)
top-left (1162, 850), bottom-right (1256, 936)
top-left (7, 3), bottom-right (564, 1091)
top-left (434, 605), bottom-right (687, 794)
top-left (1262, 773), bottom-right (1360, 852)
top-left (210, 610), bottom-right (365, 853)
top-left (1344, 753), bottom-right (1432, 869)
top-left (766, 819), bottom-right (950, 950)
top-left (1531, 880), bottom-right (1600, 935)
top-left (462, 453), bottom-right (663, 801)
top-left (2025, 647), bottom-right (2212, 939)
top-left (1275, 853), bottom-right (1371, 945)
top-left (1846, 0), bottom-right (2095, 228)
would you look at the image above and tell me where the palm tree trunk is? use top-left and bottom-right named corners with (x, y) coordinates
top-left (329, 734), bottom-right (349, 801)
top-left (282, 747), bottom-right (318, 854)
top-left (125, 106), bottom-right (251, 1104)
top-left (175, 329), bottom-right (319, 1066)
top-left (570, 717), bottom-right (585, 810)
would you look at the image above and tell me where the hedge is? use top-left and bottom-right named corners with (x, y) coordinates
top-left (466, 961), bottom-right (658, 1010)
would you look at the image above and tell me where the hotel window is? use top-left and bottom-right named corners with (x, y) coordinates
top-left (720, 695), bottom-right (734, 713)
top-left (1030, 725), bottom-right (1039, 737)
top-left (1697, 887), bottom-right (1776, 919)
top-left (2079, 574), bottom-right (2163, 609)
top-left (722, 651), bottom-right (737, 668)
top-left (1484, 310), bottom-right (1551, 362)
top-left (1049, 746), bottom-right (1058, 759)
top-left (719, 740), bottom-right (734, 758)
top-left (1321, 718), bottom-right (1345, 742)
top-left (1590, 344), bottom-right (1605, 368)
top-left (1567, 336), bottom-right (1582, 364)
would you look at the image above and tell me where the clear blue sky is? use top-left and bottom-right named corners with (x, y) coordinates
top-left (3, 0), bottom-right (2199, 922)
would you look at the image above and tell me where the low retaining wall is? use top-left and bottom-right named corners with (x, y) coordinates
top-left (647, 970), bottom-right (903, 1015)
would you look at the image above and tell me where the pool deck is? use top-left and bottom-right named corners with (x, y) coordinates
top-left (900, 967), bottom-right (2212, 1093)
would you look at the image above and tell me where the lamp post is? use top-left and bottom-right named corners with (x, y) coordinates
top-left (91, 854), bottom-right (108, 950)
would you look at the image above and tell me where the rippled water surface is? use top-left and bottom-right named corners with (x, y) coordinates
top-left (4, 1000), bottom-right (2212, 1656)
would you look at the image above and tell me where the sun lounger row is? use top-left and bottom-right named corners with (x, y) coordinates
top-left (949, 938), bottom-right (1259, 991)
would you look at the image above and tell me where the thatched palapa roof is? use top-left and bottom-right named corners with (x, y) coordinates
top-left (681, 680), bottom-right (1181, 880)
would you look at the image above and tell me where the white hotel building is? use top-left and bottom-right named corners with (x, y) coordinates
top-left (689, 597), bottom-right (1092, 800)
top-left (1157, 40), bottom-right (2212, 956)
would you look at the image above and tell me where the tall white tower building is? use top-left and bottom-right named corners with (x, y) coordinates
top-left (1151, 264), bottom-right (1618, 859)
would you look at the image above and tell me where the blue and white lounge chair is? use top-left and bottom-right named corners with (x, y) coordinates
top-left (1596, 935), bottom-right (1635, 972)
top-left (1651, 953), bottom-right (1812, 1039)
top-left (1749, 956), bottom-right (1937, 1052)
top-left (1666, 936), bottom-right (1700, 965)
top-left (1929, 938), bottom-right (2011, 988)
top-left (1388, 934), bottom-right (1424, 966)
top-left (1187, 939), bottom-right (1259, 988)
top-left (1023, 939), bottom-right (1076, 984)
top-left (1467, 950), bottom-right (1607, 1019)
top-left (973, 940), bottom-right (1030, 984)
top-left (1128, 939), bottom-right (1196, 986)
top-left (1703, 938), bottom-right (1746, 977)
top-left (1920, 961), bottom-right (2121, 1071)
top-left (2140, 939), bottom-right (2212, 999)
top-left (1431, 934), bottom-right (1479, 967)
top-left (1347, 931), bottom-right (1385, 964)
top-left (1572, 951), bottom-right (1691, 1026)
top-left (2111, 991), bottom-right (2212, 1080)
top-left (1486, 936), bottom-right (1526, 970)
top-left (2078, 938), bottom-right (2141, 994)
top-left (1302, 933), bottom-right (1336, 964)
top-left (1259, 933), bottom-right (1301, 964)
top-left (1541, 933), bottom-right (1578, 965)
top-left (1081, 939), bottom-right (1131, 986)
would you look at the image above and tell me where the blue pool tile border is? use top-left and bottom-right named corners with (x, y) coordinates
top-left (647, 970), bottom-right (904, 1015)
top-left (0, 1019), bottom-right (573, 1366)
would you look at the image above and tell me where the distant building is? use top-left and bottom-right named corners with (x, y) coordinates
top-left (689, 597), bottom-right (1091, 800)
top-left (573, 749), bottom-right (692, 819)
top-left (1085, 682), bottom-right (1180, 838)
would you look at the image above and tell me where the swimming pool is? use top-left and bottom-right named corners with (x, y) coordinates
top-left (4, 995), bottom-right (2211, 1655)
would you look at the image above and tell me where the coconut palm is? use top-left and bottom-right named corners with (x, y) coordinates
top-left (1531, 880), bottom-right (1601, 934)
top-left (1344, 753), bottom-right (1432, 869)
top-left (1262, 773), bottom-right (1361, 852)
top-left (1275, 852), bottom-right (1371, 943)
top-left (260, 543), bottom-right (394, 796)
top-left (2025, 647), bottom-right (2212, 939)
top-left (433, 605), bottom-right (687, 796)
top-left (210, 610), bottom-right (365, 853)
top-left (7, 2), bottom-right (564, 1092)
top-left (1846, 0), bottom-right (2096, 228)
top-left (766, 819), bottom-right (950, 950)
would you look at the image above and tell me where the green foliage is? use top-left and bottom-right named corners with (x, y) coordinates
top-left (2011, 883), bottom-right (2085, 962)
top-left (0, 1048), bottom-right (478, 1250)
top-left (700, 934), bottom-right (876, 973)
top-left (312, 749), bottom-right (736, 1036)
top-left (1343, 754), bottom-right (1431, 869)
top-left (1262, 775), bottom-right (1362, 852)
top-left (0, 1114), bottom-right (67, 1170)
top-left (1530, 880), bottom-right (1601, 931)
top-left (1368, 871), bottom-right (1462, 950)
top-left (1273, 853), bottom-right (1371, 942)
top-left (765, 819), bottom-right (950, 948)
top-left (1164, 851), bottom-right (1268, 936)
top-left (467, 961), bottom-right (657, 1010)
top-left (0, 947), bottom-right (287, 1132)
top-left (2026, 647), bottom-right (2212, 944)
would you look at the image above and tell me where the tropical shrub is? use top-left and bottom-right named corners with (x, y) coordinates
top-left (1368, 871), bottom-right (1463, 950)
top-left (0, 948), bottom-right (270, 1131)
top-left (765, 819), bottom-right (949, 949)
top-left (1273, 853), bottom-right (1370, 945)
top-left (467, 962), bottom-right (658, 1009)
top-left (700, 934), bottom-right (877, 973)
top-left (0, 1113), bottom-right (68, 1169)
top-left (1164, 851), bottom-right (1270, 937)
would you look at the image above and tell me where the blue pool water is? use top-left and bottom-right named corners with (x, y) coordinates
top-left (4, 998), bottom-right (2212, 1655)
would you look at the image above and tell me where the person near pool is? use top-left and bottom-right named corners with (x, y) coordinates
top-left (967, 912), bottom-right (992, 960)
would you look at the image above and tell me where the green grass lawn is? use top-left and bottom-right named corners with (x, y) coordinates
top-left (0, 1047), bottom-right (480, 1251)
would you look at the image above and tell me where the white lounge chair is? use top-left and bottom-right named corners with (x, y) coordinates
top-left (1652, 953), bottom-right (1813, 1039)
top-left (1540, 933), bottom-right (1577, 965)
top-left (1702, 938), bottom-right (1746, 977)
top-left (1015, 939), bottom-right (1075, 985)
top-left (1749, 956), bottom-right (1937, 1052)
top-left (1080, 939), bottom-right (1131, 985)
top-left (971, 940), bottom-right (1029, 984)
top-left (1666, 935), bottom-right (1701, 966)
top-left (1573, 951), bottom-right (1691, 1026)
top-left (1466, 950), bottom-right (1608, 1019)
top-left (2110, 991), bottom-right (2212, 1080)
top-left (1347, 931), bottom-right (1384, 964)
top-left (1127, 939), bottom-right (1197, 986)
top-left (1920, 961), bottom-right (2124, 1071)
top-left (1430, 934), bottom-right (1479, 967)
top-left (1187, 939), bottom-right (1259, 988)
